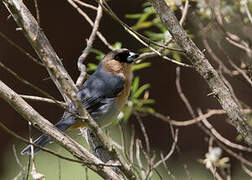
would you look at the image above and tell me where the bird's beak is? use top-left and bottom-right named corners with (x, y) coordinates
top-left (127, 52), bottom-right (139, 63)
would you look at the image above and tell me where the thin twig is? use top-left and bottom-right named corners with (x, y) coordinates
top-left (99, 0), bottom-right (192, 68)
top-left (199, 123), bottom-right (252, 167)
top-left (135, 113), bottom-right (150, 155)
top-left (3, 0), bottom-right (135, 178)
top-left (135, 37), bottom-right (173, 65)
top-left (241, 163), bottom-right (252, 177)
top-left (12, 145), bottom-right (26, 180)
top-left (76, 4), bottom-right (103, 88)
top-left (225, 37), bottom-right (252, 56)
top-left (202, 116), bottom-right (252, 152)
top-left (229, 60), bottom-right (252, 87)
top-left (85, 167), bottom-right (89, 180)
top-left (209, 165), bottom-right (223, 180)
top-left (30, 121), bottom-right (45, 180)
top-left (202, 38), bottom-right (232, 75)
top-left (179, 0), bottom-right (189, 25)
top-left (13, 171), bottom-right (22, 180)
top-left (129, 125), bottom-right (135, 164)
top-left (244, 1), bottom-right (252, 24)
top-left (0, 80), bottom-right (123, 179)
top-left (153, 129), bottom-right (178, 169)
top-left (100, 0), bottom-right (184, 52)
top-left (25, 156), bottom-right (31, 180)
top-left (73, 0), bottom-right (98, 10)
top-left (160, 153), bottom-right (176, 180)
top-left (217, 140), bottom-right (252, 167)
top-left (27, 122), bottom-right (33, 179)
top-left (20, 95), bottom-right (66, 106)
top-left (118, 124), bottom-right (130, 165)
top-left (136, 139), bottom-right (146, 179)
top-left (67, 0), bottom-right (114, 50)
top-left (58, 159), bottom-right (62, 180)
top-left (212, 0), bottom-right (223, 25)
top-left (154, 108), bottom-right (251, 126)
top-left (151, 0), bottom-right (252, 146)
top-left (33, 0), bottom-right (40, 25)
top-left (176, 67), bottom-right (195, 117)
top-left (0, 31), bottom-right (43, 66)
top-left (0, 120), bottom-right (122, 168)
top-left (0, 61), bottom-right (66, 110)
top-left (183, 164), bottom-right (192, 180)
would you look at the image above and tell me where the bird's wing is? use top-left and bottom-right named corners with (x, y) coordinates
top-left (77, 66), bottom-right (125, 113)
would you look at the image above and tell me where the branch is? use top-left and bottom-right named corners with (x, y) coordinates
top-left (0, 80), bottom-right (121, 179)
top-left (179, 0), bottom-right (189, 26)
top-left (244, 0), bottom-right (252, 24)
top-left (67, 0), bottom-right (114, 50)
top-left (73, 0), bottom-right (98, 11)
top-left (76, 5), bottom-right (103, 88)
top-left (201, 116), bottom-right (252, 152)
top-left (96, 0), bottom-right (192, 68)
top-left (20, 95), bottom-right (66, 106)
top-left (3, 0), bottom-right (77, 103)
top-left (150, 0), bottom-right (252, 147)
top-left (152, 129), bottom-right (178, 169)
top-left (0, 31), bottom-right (43, 66)
top-left (3, 0), bottom-right (136, 179)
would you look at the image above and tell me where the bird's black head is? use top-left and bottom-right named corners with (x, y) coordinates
top-left (113, 49), bottom-right (139, 63)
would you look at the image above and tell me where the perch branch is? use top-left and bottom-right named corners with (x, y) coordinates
top-left (3, 0), bottom-right (136, 179)
top-left (150, 0), bottom-right (252, 147)
top-left (0, 80), bottom-right (122, 179)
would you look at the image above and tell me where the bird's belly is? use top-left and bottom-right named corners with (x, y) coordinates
top-left (91, 99), bottom-right (119, 127)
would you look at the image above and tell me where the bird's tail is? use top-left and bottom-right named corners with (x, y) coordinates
top-left (21, 134), bottom-right (52, 155)
top-left (21, 113), bottom-right (76, 155)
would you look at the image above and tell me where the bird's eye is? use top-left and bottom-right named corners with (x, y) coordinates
top-left (114, 51), bottom-right (139, 63)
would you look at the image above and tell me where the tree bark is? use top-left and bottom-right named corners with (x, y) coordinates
top-left (0, 80), bottom-right (122, 180)
top-left (150, 0), bottom-right (252, 146)
top-left (2, 0), bottom-right (135, 179)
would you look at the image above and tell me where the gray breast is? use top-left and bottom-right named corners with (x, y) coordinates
top-left (90, 98), bottom-right (119, 127)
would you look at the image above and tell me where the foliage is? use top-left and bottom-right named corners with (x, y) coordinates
top-left (117, 76), bottom-right (155, 124)
top-left (125, 1), bottom-right (187, 65)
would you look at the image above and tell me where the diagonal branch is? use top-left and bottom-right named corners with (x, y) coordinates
top-left (0, 80), bottom-right (121, 180)
top-left (3, 0), bottom-right (77, 103)
top-left (150, 0), bottom-right (252, 147)
top-left (2, 0), bottom-right (136, 179)
top-left (76, 5), bottom-right (103, 88)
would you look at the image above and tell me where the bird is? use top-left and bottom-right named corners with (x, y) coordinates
top-left (21, 48), bottom-right (139, 155)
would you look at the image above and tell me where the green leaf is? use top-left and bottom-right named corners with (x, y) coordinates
top-left (219, 157), bottom-right (230, 166)
top-left (125, 14), bottom-right (142, 19)
top-left (144, 31), bottom-right (165, 41)
top-left (132, 62), bottom-right (151, 71)
top-left (131, 77), bottom-right (139, 94)
top-left (122, 107), bottom-right (132, 122)
top-left (142, 2), bottom-right (151, 7)
top-left (87, 63), bottom-right (98, 72)
top-left (143, 7), bottom-right (155, 13)
top-left (135, 107), bottom-right (155, 114)
top-left (133, 84), bottom-right (150, 98)
top-left (113, 42), bottom-right (122, 49)
top-left (133, 99), bottom-right (155, 105)
top-left (90, 48), bottom-right (105, 60)
top-left (136, 12), bottom-right (152, 25)
top-left (112, 117), bottom-right (121, 125)
top-left (173, 52), bottom-right (181, 62)
top-left (133, 22), bottom-right (154, 31)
